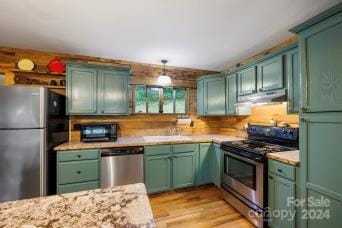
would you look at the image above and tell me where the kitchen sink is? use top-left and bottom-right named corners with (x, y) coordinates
top-left (143, 135), bottom-right (192, 142)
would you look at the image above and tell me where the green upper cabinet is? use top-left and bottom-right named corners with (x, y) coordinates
top-left (197, 74), bottom-right (225, 116)
top-left (290, 8), bottom-right (342, 113)
top-left (204, 75), bottom-right (226, 115)
top-left (98, 70), bottom-right (129, 114)
top-left (286, 48), bottom-right (300, 114)
top-left (237, 66), bottom-right (257, 96)
top-left (197, 80), bottom-right (205, 116)
top-left (197, 143), bottom-right (212, 185)
top-left (257, 55), bottom-right (284, 92)
top-left (173, 152), bottom-right (197, 189)
top-left (225, 73), bottom-right (237, 115)
top-left (66, 63), bottom-right (130, 115)
top-left (67, 66), bottom-right (98, 114)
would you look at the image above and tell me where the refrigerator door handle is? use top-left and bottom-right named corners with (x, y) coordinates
top-left (40, 128), bottom-right (47, 197)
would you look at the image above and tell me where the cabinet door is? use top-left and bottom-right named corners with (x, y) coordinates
top-left (173, 152), bottom-right (197, 189)
top-left (257, 55), bottom-right (284, 92)
top-left (268, 174), bottom-right (295, 228)
top-left (144, 155), bottom-right (171, 194)
top-left (98, 70), bottom-right (129, 114)
top-left (226, 74), bottom-right (237, 115)
top-left (237, 66), bottom-right (257, 96)
top-left (299, 114), bottom-right (342, 227)
top-left (286, 48), bottom-right (300, 114)
top-left (212, 143), bottom-right (221, 187)
top-left (204, 77), bottom-right (226, 115)
top-left (67, 66), bottom-right (97, 114)
top-left (197, 143), bottom-right (212, 185)
top-left (197, 80), bottom-right (204, 115)
top-left (300, 15), bottom-right (342, 112)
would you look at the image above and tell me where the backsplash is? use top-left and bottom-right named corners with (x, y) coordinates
top-left (219, 103), bottom-right (299, 138)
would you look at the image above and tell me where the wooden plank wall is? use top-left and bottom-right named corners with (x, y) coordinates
top-left (0, 47), bottom-right (221, 141)
top-left (0, 36), bottom-right (299, 141)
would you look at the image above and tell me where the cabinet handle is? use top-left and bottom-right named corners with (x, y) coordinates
top-left (269, 176), bottom-right (273, 179)
top-left (300, 117), bottom-right (307, 122)
top-left (259, 88), bottom-right (263, 92)
top-left (77, 155), bottom-right (82, 158)
top-left (77, 171), bottom-right (81, 174)
top-left (277, 169), bottom-right (283, 173)
top-left (301, 107), bottom-right (307, 112)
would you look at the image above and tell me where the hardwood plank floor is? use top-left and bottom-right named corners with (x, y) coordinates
top-left (149, 185), bottom-right (255, 228)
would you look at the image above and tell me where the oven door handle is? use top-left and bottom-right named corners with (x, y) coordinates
top-left (222, 150), bottom-right (260, 165)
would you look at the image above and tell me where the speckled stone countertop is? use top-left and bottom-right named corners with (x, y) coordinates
top-left (54, 134), bottom-right (244, 151)
top-left (266, 150), bottom-right (300, 166)
top-left (0, 183), bottom-right (155, 228)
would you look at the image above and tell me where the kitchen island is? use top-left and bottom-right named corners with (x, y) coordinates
top-left (0, 183), bottom-right (155, 228)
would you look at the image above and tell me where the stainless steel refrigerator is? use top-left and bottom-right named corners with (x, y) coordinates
top-left (0, 85), bottom-right (68, 202)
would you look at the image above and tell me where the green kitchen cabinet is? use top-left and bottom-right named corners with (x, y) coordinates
top-left (197, 80), bottom-right (205, 115)
top-left (173, 152), bottom-right (197, 189)
top-left (212, 143), bottom-right (221, 187)
top-left (225, 73), bottom-right (237, 115)
top-left (299, 113), bottom-right (342, 227)
top-left (67, 66), bottom-right (98, 114)
top-left (257, 55), bottom-right (284, 92)
top-left (57, 149), bottom-right (100, 194)
top-left (286, 48), bottom-right (300, 114)
top-left (290, 7), bottom-right (342, 113)
top-left (197, 74), bottom-right (225, 116)
top-left (237, 66), bottom-right (257, 96)
top-left (66, 63), bottom-right (130, 115)
top-left (268, 170), bottom-right (296, 228)
top-left (144, 154), bottom-right (172, 194)
top-left (197, 143), bottom-right (212, 185)
top-left (98, 70), bottom-right (129, 114)
top-left (204, 75), bottom-right (226, 115)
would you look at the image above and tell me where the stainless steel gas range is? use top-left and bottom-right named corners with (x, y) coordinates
top-left (220, 125), bottom-right (298, 228)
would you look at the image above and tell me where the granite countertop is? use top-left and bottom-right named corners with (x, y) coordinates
top-left (54, 134), bottom-right (244, 151)
top-left (0, 183), bottom-right (155, 228)
top-left (266, 150), bottom-right (300, 166)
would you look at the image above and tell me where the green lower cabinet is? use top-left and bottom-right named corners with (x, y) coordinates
top-left (173, 152), bottom-right (197, 189)
top-left (144, 154), bottom-right (172, 194)
top-left (197, 143), bottom-right (212, 185)
top-left (212, 143), bottom-right (221, 187)
top-left (57, 149), bottom-right (100, 194)
top-left (268, 171), bottom-right (296, 228)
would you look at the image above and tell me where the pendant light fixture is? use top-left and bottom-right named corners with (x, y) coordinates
top-left (157, 60), bottom-right (171, 85)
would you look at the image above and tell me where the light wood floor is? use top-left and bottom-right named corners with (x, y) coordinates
top-left (149, 185), bottom-right (255, 228)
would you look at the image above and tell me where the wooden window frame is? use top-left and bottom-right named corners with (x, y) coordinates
top-left (133, 85), bottom-right (188, 114)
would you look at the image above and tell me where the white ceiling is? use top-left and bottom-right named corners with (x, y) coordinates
top-left (0, 0), bottom-right (340, 71)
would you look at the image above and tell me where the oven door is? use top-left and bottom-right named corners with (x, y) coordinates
top-left (221, 150), bottom-right (264, 208)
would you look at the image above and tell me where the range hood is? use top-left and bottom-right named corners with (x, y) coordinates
top-left (235, 89), bottom-right (287, 107)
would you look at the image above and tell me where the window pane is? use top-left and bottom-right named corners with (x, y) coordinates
top-left (135, 86), bottom-right (146, 113)
top-left (175, 88), bottom-right (186, 113)
top-left (163, 87), bottom-right (174, 113)
top-left (148, 87), bottom-right (160, 113)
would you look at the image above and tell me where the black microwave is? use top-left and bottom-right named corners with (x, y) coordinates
top-left (80, 123), bottom-right (117, 142)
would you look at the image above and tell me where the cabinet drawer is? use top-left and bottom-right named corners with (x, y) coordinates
top-left (57, 149), bottom-right (99, 162)
top-left (57, 181), bottom-right (99, 194)
top-left (269, 159), bottom-right (295, 181)
top-left (58, 160), bottom-right (99, 184)
top-left (172, 143), bottom-right (198, 154)
top-left (144, 145), bottom-right (171, 156)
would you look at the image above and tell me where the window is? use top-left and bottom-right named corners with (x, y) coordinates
top-left (134, 85), bottom-right (187, 114)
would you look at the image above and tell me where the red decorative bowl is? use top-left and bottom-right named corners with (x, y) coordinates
top-left (48, 59), bottom-right (66, 73)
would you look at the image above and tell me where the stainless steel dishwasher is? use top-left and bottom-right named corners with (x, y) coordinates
top-left (101, 146), bottom-right (144, 188)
